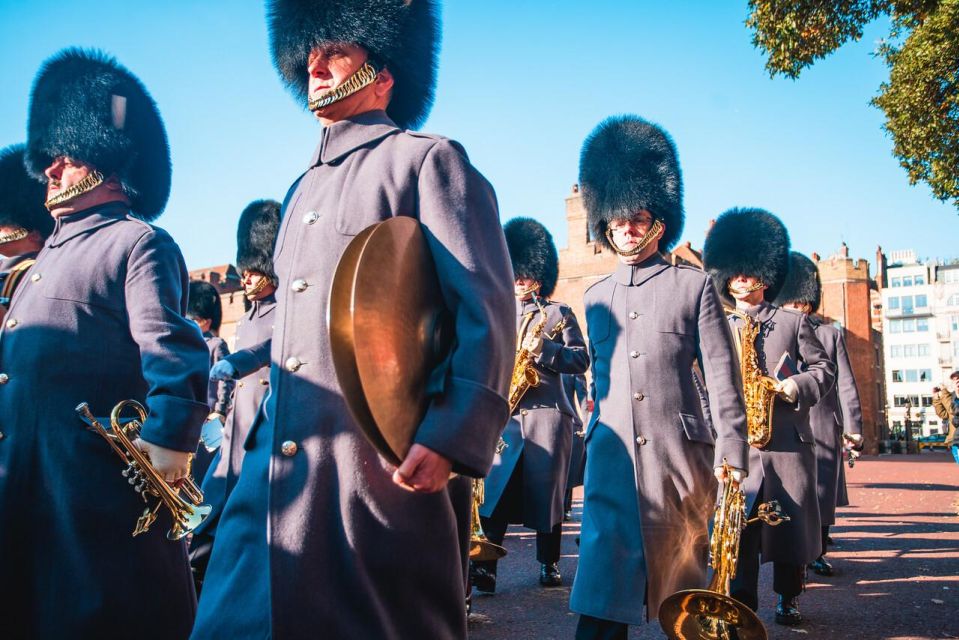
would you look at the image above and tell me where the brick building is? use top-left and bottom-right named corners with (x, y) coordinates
top-left (188, 264), bottom-right (247, 347)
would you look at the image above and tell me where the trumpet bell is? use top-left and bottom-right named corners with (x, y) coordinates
top-left (659, 589), bottom-right (766, 640)
top-left (167, 503), bottom-right (213, 541)
top-left (469, 538), bottom-right (508, 562)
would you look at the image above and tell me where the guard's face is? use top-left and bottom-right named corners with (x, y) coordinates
top-left (242, 270), bottom-right (274, 301)
top-left (513, 277), bottom-right (540, 300)
top-left (728, 274), bottom-right (767, 302)
top-left (44, 156), bottom-right (96, 201)
top-left (308, 43), bottom-right (381, 121)
top-left (607, 211), bottom-right (660, 264)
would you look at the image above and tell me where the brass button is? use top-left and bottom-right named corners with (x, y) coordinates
top-left (302, 211), bottom-right (319, 225)
top-left (520, 409), bottom-right (528, 416)
top-left (630, 350), bottom-right (639, 358)
top-left (259, 379), bottom-right (269, 386)
top-left (30, 273), bottom-right (41, 283)
top-left (629, 311), bottom-right (638, 320)
top-left (636, 436), bottom-right (647, 445)
top-left (291, 279), bottom-right (309, 293)
top-left (238, 381), bottom-right (245, 388)
top-left (0, 431), bottom-right (4, 440)
top-left (281, 440), bottom-right (298, 456)
top-left (0, 373), bottom-right (9, 385)
top-left (5, 318), bottom-right (17, 329)
top-left (633, 392), bottom-right (644, 401)
top-left (285, 357), bottom-right (303, 372)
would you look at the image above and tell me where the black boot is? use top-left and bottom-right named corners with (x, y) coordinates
top-left (539, 562), bottom-right (562, 587)
top-left (775, 595), bottom-right (802, 625)
top-left (469, 562), bottom-right (496, 594)
top-left (808, 555), bottom-right (834, 576)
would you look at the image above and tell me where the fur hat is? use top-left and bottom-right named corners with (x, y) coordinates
top-left (504, 217), bottom-right (559, 298)
top-left (579, 114), bottom-right (684, 251)
top-left (0, 144), bottom-right (53, 240)
top-left (703, 207), bottom-right (790, 302)
top-left (236, 199), bottom-right (281, 281)
top-left (268, 0), bottom-right (440, 130)
top-left (25, 48), bottom-right (171, 221)
top-left (188, 280), bottom-right (223, 332)
top-left (775, 251), bottom-right (821, 313)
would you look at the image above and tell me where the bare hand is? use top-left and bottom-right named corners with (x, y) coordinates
top-left (136, 439), bottom-right (193, 483)
top-left (393, 444), bottom-right (453, 493)
top-left (714, 465), bottom-right (746, 484)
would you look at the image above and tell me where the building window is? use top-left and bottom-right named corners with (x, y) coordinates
top-left (892, 370), bottom-right (903, 382)
top-left (954, 342), bottom-right (959, 358)
top-left (915, 294), bottom-right (927, 308)
top-left (944, 270), bottom-right (959, 284)
top-left (914, 274), bottom-right (925, 285)
top-left (889, 319), bottom-right (901, 333)
top-left (916, 318), bottom-right (928, 332)
top-left (890, 345), bottom-right (903, 358)
top-left (888, 296), bottom-right (900, 309)
top-left (903, 318), bottom-right (916, 332)
top-left (918, 343), bottom-right (930, 356)
top-left (947, 294), bottom-right (959, 306)
top-left (921, 395), bottom-right (933, 407)
top-left (905, 370), bottom-right (918, 382)
top-left (952, 316), bottom-right (959, 331)
top-left (903, 276), bottom-right (914, 287)
top-left (902, 296), bottom-right (914, 314)
top-left (920, 369), bottom-right (932, 381)
top-left (891, 277), bottom-right (902, 287)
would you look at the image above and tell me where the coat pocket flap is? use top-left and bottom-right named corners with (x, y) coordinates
top-left (680, 412), bottom-right (715, 445)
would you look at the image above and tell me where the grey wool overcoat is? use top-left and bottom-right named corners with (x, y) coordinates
top-left (0, 203), bottom-right (210, 639)
top-left (729, 302), bottom-right (835, 565)
top-left (570, 257), bottom-right (749, 626)
top-left (191, 110), bottom-right (515, 640)
top-left (810, 319), bottom-right (862, 521)
top-left (480, 298), bottom-right (589, 531)
top-left (564, 372), bottom-right (589, 490)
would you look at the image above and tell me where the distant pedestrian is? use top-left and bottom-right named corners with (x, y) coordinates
top-left (933, 371), bottom-right (959, 466)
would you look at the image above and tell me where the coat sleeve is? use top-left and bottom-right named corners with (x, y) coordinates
top-left (573, 373), bottom-right (589, 416)
top-left (226, 338), bottom-right (272, 378)
top-left (833, 331), bottom-right (863, 436)
top-left (695, 276), bottom-right (749, 472)
top-left (211, 338), bottom-right (234, 416)
top-left (536, 307), bottom-right (589, 375)
top-left (791, 315), bottom-right (836, 411)
top-left (932, 390), bottom-right (953, 421)
top-left (127, 228), bottom-right (210, 452)
top-left (413, 139), bottom-right (515, 477)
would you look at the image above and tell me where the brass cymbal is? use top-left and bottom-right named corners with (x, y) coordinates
top-left (469, 538), bottom-right (508, 562)
top-left (659, 589), bottom-right (767, 640)
top-left (329, 217), bottom-right (452, 465)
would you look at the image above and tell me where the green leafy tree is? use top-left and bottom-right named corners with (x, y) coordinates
top-left (747, 0), bottom-right (959, 208)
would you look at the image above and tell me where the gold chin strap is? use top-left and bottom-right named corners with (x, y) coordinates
top-left (244, 276), bottom-right (272, 300)
top-left (45, 170), bottom-right (105, 210)
top-left (513, 282), bottom-right (540, 299)
top-left (308, 61), bottom-right (380, 112)
top-left (0, 228), bottom-right (29, 245)
top-left (605, 218), bottom-right (665, 257)
top-left (728, 280), bottom-right (765, 296)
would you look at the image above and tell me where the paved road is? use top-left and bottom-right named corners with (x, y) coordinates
top-left (468, 452), bottom-right (959, 640)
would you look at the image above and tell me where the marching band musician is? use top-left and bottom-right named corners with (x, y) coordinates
top-left (187, 279), bottom-right (233, 483)
top-left (570, 115), bottom-right (750, 639)
top-left (0, 49), bottom-right (209, 637)
top-left (774, 251), bottom-right (864, 577)
top-left (191, 1), bottom-right (514, 638)
top-left (703, 208), bottom-right (835, 626)
top-left (474, 217), bottom-right (589, 591)
top-left (190, 199), bottom-right (280, 591)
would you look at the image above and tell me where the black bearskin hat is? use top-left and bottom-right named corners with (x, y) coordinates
top-left (237, 199), bottom-right (281, 281)
top-left (0, 145), bottom-right (53, 240)
top-left (504, 217), bottom-right (559, 298)
top-left (25, 48), bottom-right (171, 221)
top-left (188, 280), bottom-right (223, 332)
top-left (268, 0), bottom-right (440, 130)
top-left (703, 208), bottom-right (791, 303)
top-left (775, 251), bottom-right (821, 313)
top-left (579, 114), bottom-right (684, 251)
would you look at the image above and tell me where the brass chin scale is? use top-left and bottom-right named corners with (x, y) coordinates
top-left (45, 170), bottom-right (105, 210)
top-left (308, 61), bottom-right (381, 112)
top-left (605, 218), bottom-right (664, 257)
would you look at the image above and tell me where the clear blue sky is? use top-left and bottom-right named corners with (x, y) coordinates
top-left (1, 1), bottom-right (953, 271)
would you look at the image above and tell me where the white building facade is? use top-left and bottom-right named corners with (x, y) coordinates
top-left (881, 250), bottom-right (959, 438)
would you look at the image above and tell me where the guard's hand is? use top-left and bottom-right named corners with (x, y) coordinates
top-left (714, 465), bottom-right (746, 484)
top-left (522, 332), bottom-right (545, 356)
top-left (207, 412), bottom-right (226, 425)
top-left (393, 444), bottom-right (453, 493)
top-left (210, 360), bottom-right (237, 381)
top-left (775, 378), bottom-right (799, 404)
top-left (586, 400), bottom-right (595, 413)
top-left (136, 439), bottom-right (193, 484)
top-left (844, 433), bottom-right (863, 451)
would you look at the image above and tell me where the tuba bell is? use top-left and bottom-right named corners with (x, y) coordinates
top-left (76, 400), bottom-right (211, 541)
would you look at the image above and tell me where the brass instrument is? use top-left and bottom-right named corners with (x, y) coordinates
top-left (468, 479), bottom-right (507, 562)
top-left (729, 309), bottom-right (778, 449)
top-left (843, 433), bottom-right (862, 468)
top-left (659, 462), bottom-right (790, 640)
top-left (76, 400), bottom-right (211, 541)
top-left (0, 258), bottom-right (36, 308)
top-left (507, 294), bottom-right (568, 414)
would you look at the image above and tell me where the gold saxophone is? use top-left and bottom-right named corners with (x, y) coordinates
top-left (76, 400), bottom-right (211, 541)
top-left (507, 295), bottom-right (568, 415)
top-left (729, 309), bottom-right (778, 449)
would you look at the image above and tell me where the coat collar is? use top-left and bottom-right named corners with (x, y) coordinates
top-left (47, 202), bottom-right (131, 248)
top-left (309, 110), bottom-right (401, 167)
top-left (613, 253), bottom-right (670, 286)
top-left (252, 294), bottom-right (277, 319)
top-left (734, 300), bottom-right (777, 323)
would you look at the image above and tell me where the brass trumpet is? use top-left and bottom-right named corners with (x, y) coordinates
top-left (659, 462), bottom-right (790, 640)
top-left (76, 400), bottom-right (211, 541)
top-left (468, 479), bottom-right (507, 562)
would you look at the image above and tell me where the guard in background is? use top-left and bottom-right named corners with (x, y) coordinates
top-left (475, 217), bottom-right (588, 591)
top-left (190, 199), bottom-right (280, 590)
top-left (775, 251), bottom-right (863, 577)
top-left (563, 372), bottom-right (590, 520)
top-left (0, 48), bottom-right (209, 637)
top-left (704, 208), bottom-right (835, 626)
top-left (191, 2), bottom-right (515, 638)
top-left (187, 279), bottom-right (234, 483)
top-left (570, 115), bottom-right (749, 639)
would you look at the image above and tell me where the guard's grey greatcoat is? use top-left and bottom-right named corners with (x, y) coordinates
top-left (480, 299), bottom-right (588, 531)
top-left (195, 296), bottom-right (275, 539)
top-left (570, 257), bottom-right (749, 625)
top-left (564, 372), bottom-right (589, 490)
top-left (0, 203), bottom-right (210, 639)
top-left (194, 332), bottom-right (233, 482)
top-left (810, 319), bottom-right (862, 522)
top-left (192, 110), bottom-right (514, 640)
top-left (729, 302), bottom-right (834, 565)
